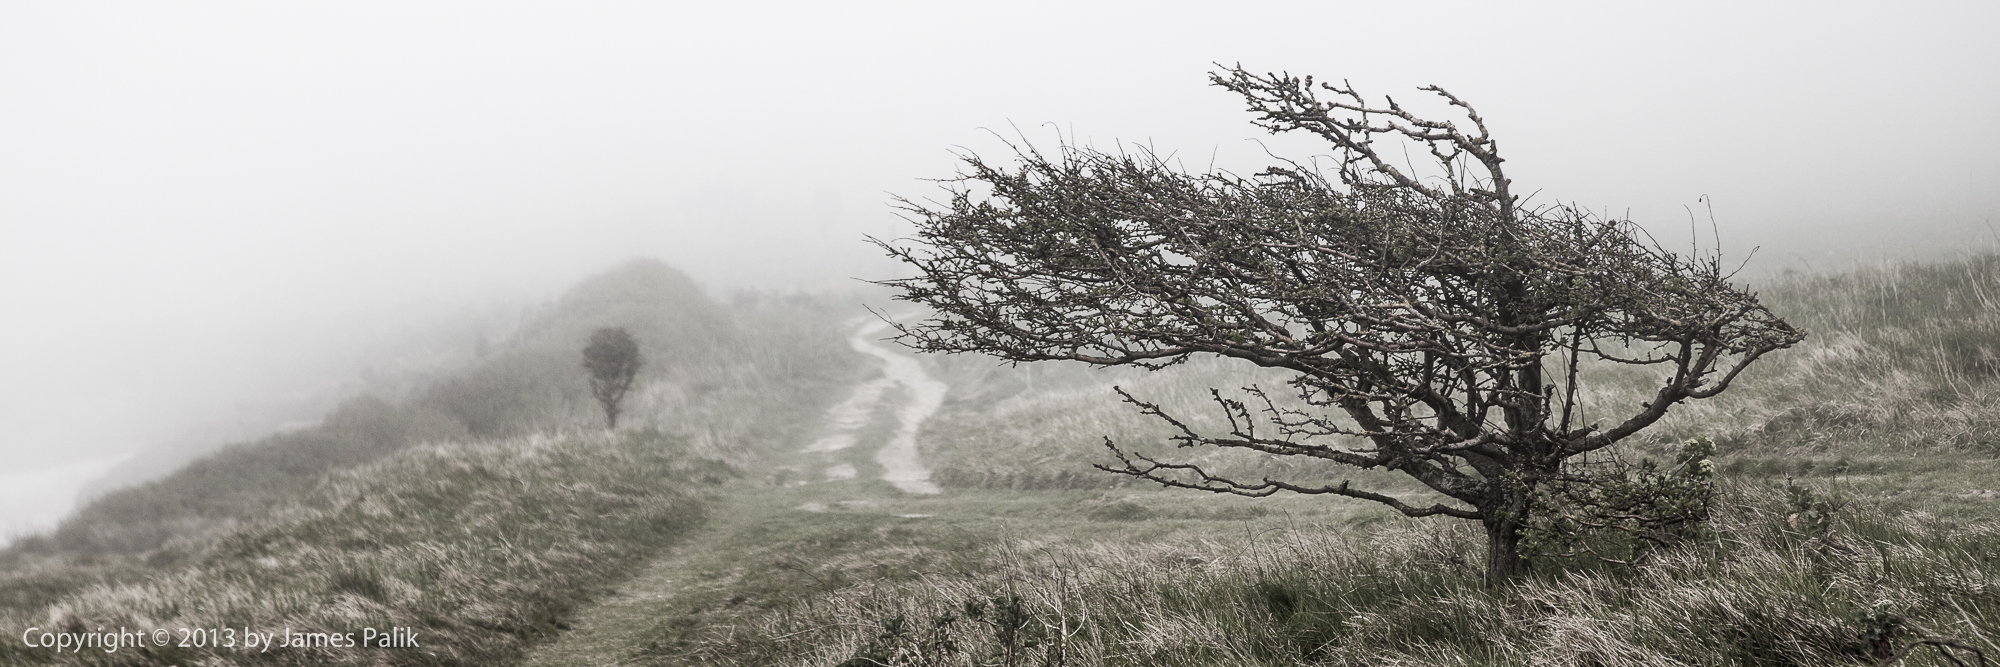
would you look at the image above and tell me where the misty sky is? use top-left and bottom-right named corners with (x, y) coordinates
top-left (2, 1), bottom-right (1996, 531)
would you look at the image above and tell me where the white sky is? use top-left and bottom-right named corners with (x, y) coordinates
top-left (2, 1), bottom-right (1996, 526)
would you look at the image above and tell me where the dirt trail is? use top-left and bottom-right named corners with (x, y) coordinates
top-left (521, 316), bottom-right (948, 666)
top-left (852, 317), bottom-right (947, 494)
top-left (800, 316), bottom-right (945, 494)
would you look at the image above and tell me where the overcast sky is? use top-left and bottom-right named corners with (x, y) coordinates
top-left (2, 1), bottom-right (1996, 533)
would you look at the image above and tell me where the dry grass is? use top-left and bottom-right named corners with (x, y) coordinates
top-left (1635, 254), bottom-right (2000, 452)
top-left (691, 482), bottom-right (1999, 666)
top-left (751, 253), bottom-right (2000, 666)
top-left (8, 255), bottom-right (1991, 666)
top-left (0, 430), bottom-right (724, 666)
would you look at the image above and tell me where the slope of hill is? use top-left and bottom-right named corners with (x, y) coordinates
top-left (0, 258), bottom-right (864, 664)
top-left (23, 259), bottom-right (852, 555)
top-left (9, 253), bottom-right (1995, 666)
top-left (417, 259), bottom-right (741, 438)
top-left (624, 253), bottom-right (2000, 666)
top-left (2, 430), bottom-right (727, 667)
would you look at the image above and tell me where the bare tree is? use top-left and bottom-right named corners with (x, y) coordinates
top-left (583, 327), bottom-right (642, 429)
top-left (874, 66), bottom-right (1805, 581)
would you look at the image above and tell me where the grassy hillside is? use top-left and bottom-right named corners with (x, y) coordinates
top-left (11, 260), bottom-right (854, 558)
top-left (416, 259), bottom-right (739, 438)
top-left (0, 258), bottom-right (863, 665)
top-left (1, 430), bottom-right (726, 666)
top-left (47, 396), bottom-right (470, 555)
top-left (7, 253), bottom-right (1994, 666)
top-left (658, 481), bottom-right (1999, 667)
top-left (637, 253), bottom-right (2000, 666)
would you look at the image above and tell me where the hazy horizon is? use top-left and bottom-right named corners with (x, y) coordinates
top-left (4, 1), bottom-right (1997, 538)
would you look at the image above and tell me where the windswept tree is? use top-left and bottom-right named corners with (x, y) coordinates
top-left (875, 66), bottom-right (1805, 580)
top-left (583, 327), bottom-right (643, 428)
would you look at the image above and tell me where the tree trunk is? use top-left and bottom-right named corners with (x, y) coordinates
top-left (1483, 514), bottom-right (1531, 583)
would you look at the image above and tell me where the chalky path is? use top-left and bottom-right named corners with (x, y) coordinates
top-left (803, 317), bottom-right (945, 494)
top-left (521, 316), bottom-right (946, 667)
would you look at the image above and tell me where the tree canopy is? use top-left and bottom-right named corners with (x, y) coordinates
top-left (876, 66), bottom-right (1805, 580)
top-left (583, 327), bottom-right (643, 429)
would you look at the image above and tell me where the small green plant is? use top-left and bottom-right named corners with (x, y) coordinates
top-left (1854, 601), bottom-right (1907, 662)
top-left (1520, 436), bottom-right (1719, 567)
top-left (1783, 476), bottom-right (1845, 537)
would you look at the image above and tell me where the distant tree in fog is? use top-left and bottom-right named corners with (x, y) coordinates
top-left (583, 327), bottom-right (642, 428)
top-left (875, 66), bottom-right (1805, 582)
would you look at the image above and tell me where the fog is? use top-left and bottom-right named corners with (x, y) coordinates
top-left (3, 1), bottom-right (1996, 538)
